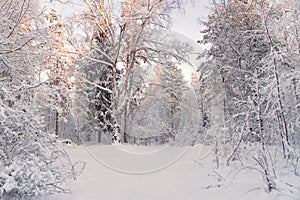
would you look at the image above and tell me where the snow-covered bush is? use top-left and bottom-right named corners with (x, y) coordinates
top-left (0, 124), bottom-right (71, 197)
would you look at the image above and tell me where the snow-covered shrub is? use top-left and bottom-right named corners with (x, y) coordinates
top-left (0, 94), bottom-right (73, 198)
top-left (0, 67), bottom-right (73, 198)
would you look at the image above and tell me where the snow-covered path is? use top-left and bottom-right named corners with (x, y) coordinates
top-left (41, 144), bottom-right (298, 200)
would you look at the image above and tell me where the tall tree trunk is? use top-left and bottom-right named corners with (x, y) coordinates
top-left (265, 21), bottom-right (290, 158)
top-left (55, 111), bottom-right (59, 136)
top-left (55, 59), bottom-right (59, 137)
top-left (274, 58), bottom-right (289, 158)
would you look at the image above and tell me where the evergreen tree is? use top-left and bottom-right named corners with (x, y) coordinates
top-left (160, 64), bottom-right (187, 141)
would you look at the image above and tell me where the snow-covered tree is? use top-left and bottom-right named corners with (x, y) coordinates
top-left (71, 0), bottom-right (191, 143)
top-left (200, 0), bottom-right (270, 159)
top-left (41, 9), bottom-right (75, 138)
top-left (257, 0), bottom-right (300, 155)
top-left (199, 0), bottom-right (300, 190)
top-left (0, 0), bottom-right (73, 198)
top-left (160, 63), bottom-right (188, 141)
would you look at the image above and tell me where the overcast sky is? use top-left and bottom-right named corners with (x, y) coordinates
top-left (171, 0), bottom-right (211, 41)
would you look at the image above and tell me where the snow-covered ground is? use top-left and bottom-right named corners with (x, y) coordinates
top-left (38, 144), bottom-right (300, 200)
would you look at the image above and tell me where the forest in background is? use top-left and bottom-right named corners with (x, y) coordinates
top-left (0, 0), bottom-right (299, 199)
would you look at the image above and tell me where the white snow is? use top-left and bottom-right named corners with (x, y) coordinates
top-left (37, 144), bottom-right (300, 200)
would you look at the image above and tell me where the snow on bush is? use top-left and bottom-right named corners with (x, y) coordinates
top-left (0, 106), bottom-right (73, 198)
